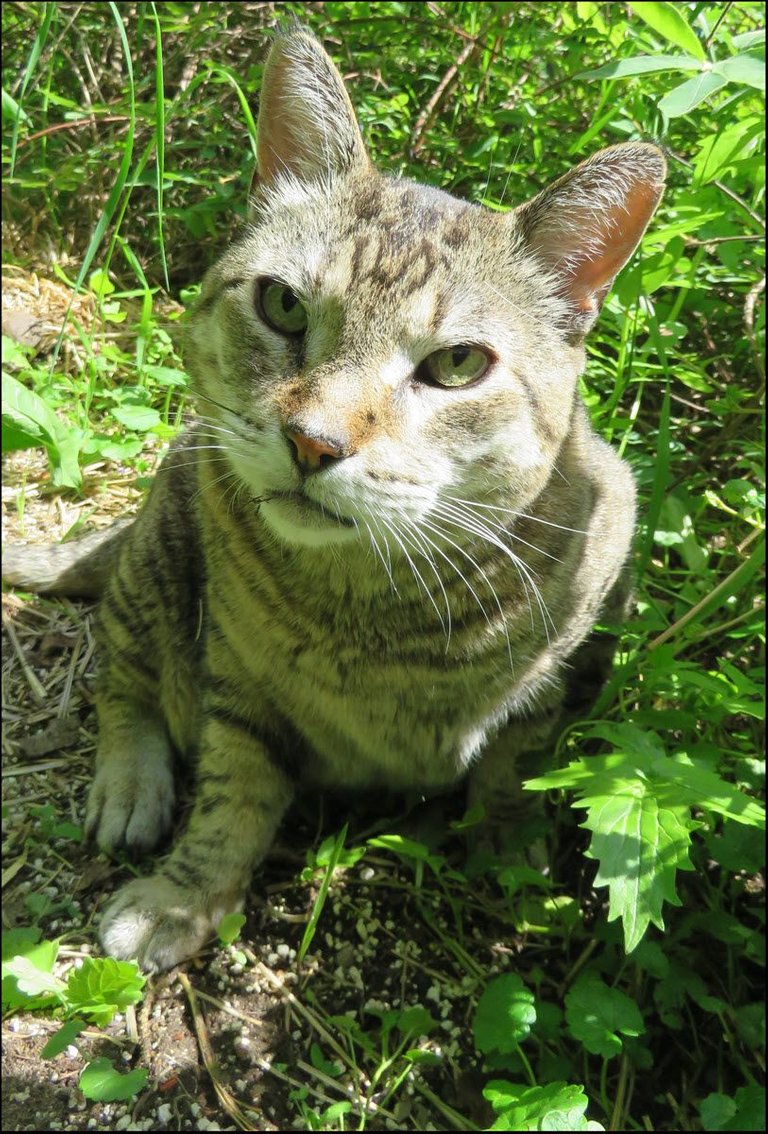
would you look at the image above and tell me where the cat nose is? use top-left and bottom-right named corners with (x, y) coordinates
top-left (285, 429), bottom-right (347, 472)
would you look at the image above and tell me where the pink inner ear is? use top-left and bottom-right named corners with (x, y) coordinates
top-left (551, 178), bottom-right (663, 309)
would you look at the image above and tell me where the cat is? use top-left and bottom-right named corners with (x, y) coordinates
top-left (2, 27), bottom-right (666, 972)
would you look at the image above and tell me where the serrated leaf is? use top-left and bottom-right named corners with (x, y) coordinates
top-left (565, 975), bottom-right (644, 1058)
top-left (79, 1057), bottom-right (148, 1102)
top-left (473, 974), bottom-right (536, 1054)
top-left (217, 912), bottom-right (246, 945)
top-left (578, 53), bottom-right (703, 79)
top-left (42, 1018), bottom-right (86, 1059)
top-left (582, 788), bottom-right (695, 951)
top-left (65, 957), bottom-right (146, 1026)
top-left (712, 54), bottom-right (766, 91)
top-left (658, 71), bottom-right (729, 117)
top-left (631, 2), bottom-right (706, 59)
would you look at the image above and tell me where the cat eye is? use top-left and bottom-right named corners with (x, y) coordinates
top-left (257, 278), bottom-right (308, 335)
top-left (420, 345), bottom-right (491, 388)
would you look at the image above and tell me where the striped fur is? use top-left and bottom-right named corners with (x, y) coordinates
top-left (6, 29), bottom-right (665, 970)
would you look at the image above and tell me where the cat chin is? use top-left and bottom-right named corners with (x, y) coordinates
top-left (259, 496), bottom-right (361, 549)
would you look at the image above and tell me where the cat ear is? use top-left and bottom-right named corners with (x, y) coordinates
top-left (252, 29), bottom-right (369, 192)
top-left (516, 143), bottom-right (666, 337)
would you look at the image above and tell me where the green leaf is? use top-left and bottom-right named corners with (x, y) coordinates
top-left (712, 54), bottom-right (766, 91)
top-left (484, 1080), bottom-right (602, 1131)
top-left (565, 975), bottom-right (645, 1058)
top-left (658, 71), bottom-right (729, 117)
top-left (731, 30), bottom-right (766, 51)
top-left (3, 955), bottom-right (67, 1001)
top-left (79, 1057), bottom-right (148, 1102)
top-left (2, 89), bottom-right (31, 125)
top-left (111, 404), bottom-right (162, 431)
top-left (216, 912), bottom-right (246, 946)
top-left (397, 1005), bottom-right (437, 1037)
top-left (631, 2), bottom-right (706, 59)
top-left (473, 974), bottom-right (536, 1054)
top-left (65, 957), bottom-right (146, 1027)
top-left (42, 1019), bottom-right (87, 1059)
top-left (582, 790), bottom-right (695, 951)
top-left (578, 54), bottom-right (703, 79)
top-left (2, 370), bottom-right (62, 451)
top-left (700, 1093), bottom-right (737, 1131)
top-left (2, 371), bottom-right (82, 488)
top-left (2, 933), bottom-right (60, 1012)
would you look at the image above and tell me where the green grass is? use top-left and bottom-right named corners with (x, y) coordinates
top-left (1, 1), bottom-right (764, 1130)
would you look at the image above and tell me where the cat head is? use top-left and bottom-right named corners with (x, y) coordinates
top-left (186, 28), bottom-right (665, 550)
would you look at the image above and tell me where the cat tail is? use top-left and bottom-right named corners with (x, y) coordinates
top-left (3, 519), bottom-right (133, 598)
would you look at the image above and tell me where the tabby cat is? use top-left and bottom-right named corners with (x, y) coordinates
top-left (3, 28), bottom-right (666, 972)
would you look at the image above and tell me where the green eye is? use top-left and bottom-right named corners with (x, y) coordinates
top-left (422, 345), bottom-right (491, 388)
top-left (259, 279), bottom-right (308, 335)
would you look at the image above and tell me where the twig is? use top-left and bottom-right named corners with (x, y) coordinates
top-left (410, 34), bottom-right (481, 157)
top-left (744, 274), bottom-right (766, 385)
top-left (2, 611), bottom-right (46, 705)
top-left (668, 149), bottom-right (765, 231)
top-left (178, 971), bottom-right (261, 1132)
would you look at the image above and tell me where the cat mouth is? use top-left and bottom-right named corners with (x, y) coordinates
top-left (263, 490), bottom-right (355, 529)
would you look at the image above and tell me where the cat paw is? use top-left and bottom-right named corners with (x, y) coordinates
top-left (85, 759), bottom-right (175, 855)
top-left (99, 876), bottom-right (221, 972)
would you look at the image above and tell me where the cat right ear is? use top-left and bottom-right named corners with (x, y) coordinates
top-left (515, 143), bottom-right (666, 339)
top-left (251, 29), bottom-right (369, 200)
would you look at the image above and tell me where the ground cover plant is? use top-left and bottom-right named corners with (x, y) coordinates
top-left (1, 1), bottom-right (765, 1130)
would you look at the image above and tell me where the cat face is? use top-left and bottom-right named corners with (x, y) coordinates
top-left (186, 31), bottom-right (665, 551)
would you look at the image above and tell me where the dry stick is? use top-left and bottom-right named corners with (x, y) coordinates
top-left (17, 115), bottom-right (131, 148)
top-left (2, 611), bottom-right (46, 705)
top-left (648, 548), bottom-right (763, 652)
top-left (744, 274), bottom-right (766, 386)
top-left (177, 971), bottom-right (261, 1132)
top-left (410, 34), bottom-right (481, 157)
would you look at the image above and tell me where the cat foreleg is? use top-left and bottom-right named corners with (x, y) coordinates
top-left (99, 715), bottom-right (294, 972)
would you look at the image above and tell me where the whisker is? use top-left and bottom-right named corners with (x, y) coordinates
top-left (444, 494), bottom-right (587, 535)
top-left (379, 516), bottom-right (448, 637)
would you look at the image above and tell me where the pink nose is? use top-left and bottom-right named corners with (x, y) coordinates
top-left (286, 430), bottom-right (345, 471)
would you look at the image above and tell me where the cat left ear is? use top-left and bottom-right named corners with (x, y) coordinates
top-left (516, 143), bottom-right (666, 338)
top-left (251, 29), bottom-right (369, 197)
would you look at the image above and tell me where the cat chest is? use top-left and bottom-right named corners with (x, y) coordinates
top-left (207, 586), bottom-right (515, 788)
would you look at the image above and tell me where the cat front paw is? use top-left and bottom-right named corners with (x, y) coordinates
top-left (99, 876), bottom-right (226, 972)
top-left (85, 758), bottom-right (175, 855)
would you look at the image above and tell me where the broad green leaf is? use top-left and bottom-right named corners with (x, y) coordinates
top-left (731, 30), bottom-right (766, 51)
top-left (720, 1086), bottom-right (766, 1131)
top-left (3, 956), bottom-right (66, 1000)
top-left (42, 1018), bottom-right (87, 1059)
top-left (713, 54), bottom-right (766, 91)
top-left (578, 53), bottom-right (703, 79)
top-left (582, 790), bottom-right (695, 951)
top-left (2, 932), bottom-right (60, 1012)
top-left (485, 1081), bottom-right (601, 1131)
top-left (473, 973), bottom-right (536, 1054)
top-left (631, 2), bottom-right (706, 59)
top-left (694, 120), bottom-right (764, 184)
top-left (79, 1057), bottom-right (148, 1102)
top-left (397, 1005), bottom-right (437, 1037)
top-left (565, 975), bottom-right (645, 1058)
top-left (216, 912), bottom-right (246, 945)
top-left (111, 403), bottom-right (161, 431)
top-left (65, 957), bottom-right (146, 1026)
top-left (2, 371), bottom-right (82, 488)
top-left (700, 1092), bottom-right (737, 1131)
top-left (2, 370), bottom-right (62, 450)
top-left (658, 71), bottom-right (729, 117)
